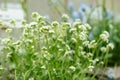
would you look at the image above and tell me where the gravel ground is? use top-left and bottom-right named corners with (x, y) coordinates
top-left (114, 67), bottom-right (120, 78)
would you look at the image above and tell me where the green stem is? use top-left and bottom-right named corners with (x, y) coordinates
top-left (15, 69), bottom-right (17, 80)
top-left (4, 0), bottom-right (8, 9)
top-left (104, 49), bottom-right (109, 68)
top-left (48, 67), bottom-right (52, 80)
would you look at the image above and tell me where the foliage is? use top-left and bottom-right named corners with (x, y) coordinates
top-left (66, 0), bottom-right (119, 65)
top-left (0, 13), bottom-right (113, 80)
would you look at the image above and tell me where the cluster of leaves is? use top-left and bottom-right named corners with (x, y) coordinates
top-left (0, 13), bottom-right (113, 80)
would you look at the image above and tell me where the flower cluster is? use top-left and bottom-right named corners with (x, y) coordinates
top-left (0, 12), bottom-right (113, 80)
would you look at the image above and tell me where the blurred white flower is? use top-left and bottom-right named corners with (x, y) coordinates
top-left (83, 41), bottom-right (89, 47)
top-left (5, 28), bottom-right (12, 34)
top-left (88, 40), bottom-right (97, 49)
top-left (100, 47), bottom-right (107, 53)
top-left (41, 65), bottom-right (46, 69)
top-left (69, 66), bottom-right (76, 71)
top-left (100, 31), bottom-right (109, 42)
top-left (79, 32), bottom-right (87, 41)
top-left (107, 43), bottom-right (114, 50)
top-left (78, 25), bottom-right (87, 31)
top-left (88, 66), bottom-right (94, 72)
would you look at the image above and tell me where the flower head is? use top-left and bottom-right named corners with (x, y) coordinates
top-left (32, 12), bottom-right (39, 19)
top-left (88, 66), bottom-right (94, 72)
top-left (88, 40), bottom-right (97, 49)
top-left (69, 66), bottom-right (76, 71)
top-left (107, 43), bottom-right (114, 50)
top-left (51, 21), bottom-right (59, 28)
top-left (100, 31), bottom-right (109, 42)
top-left (100, 47), bottom-right (107, 53)
top-left (62, 14), bottom-right (69, 22)
top-left (6, 28), bottom-right (12, 34)
top-left (79, 32), bottom-right (87, 41)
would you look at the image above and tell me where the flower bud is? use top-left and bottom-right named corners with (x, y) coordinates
top-left (6, 28), bottom-right (12, 34)
top-left (10, 19), bottom-right (16, 26)
top-left (62, 14), bottom-right (69, 22)
top-left (32, 12), bottom-right (39, 19)
top-left (51, 21), bottom-right (59, 28)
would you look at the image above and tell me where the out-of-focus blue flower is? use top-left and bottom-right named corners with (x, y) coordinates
top-left (107, 68), bottom-right (115, 79)
top-left (72, 11), bottom-right (79, 20)
top-left (78, 8), bottom-right (84, 21)
top-left (68, 1), bottom-right (74, 14)
top-left (80, 3), bottom-right (87, 12)
top-left (45, 15), bottom-right (50, 20)
top-left (89, 3), bottom-right (94, 8)
top-left (89, 32), bottom-right (94, 40)
top-left (106, 10), bottom-right (114, 20)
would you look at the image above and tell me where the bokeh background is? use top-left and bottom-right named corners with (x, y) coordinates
top-left (0, 0), bottom-right (120, 21)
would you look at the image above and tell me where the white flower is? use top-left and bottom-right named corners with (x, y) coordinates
top-left (21, 20), bottom-right (27, 25)
top-left (7, 52), bottom-right (12, 58)
top-left (69, 28), bottom-right (76, 33)
top-left (92, 58), bottom-right (99, 65)
top-left (83, 41), bottom-right (89, 47)
top-left (58, 49), bottom-right (64, 52)
top-left (78, 25), bottom-right (87, 31)
top-left (0, 66), bottom-right (4, 70)
top-left (40, 26), bottom-right (50, 32)
top-left (64, 50), bottom-right (75, 56)
top-left (84, 24), bottom-right (91, 30)
top-left (100, 61), bottom-right (104, 65)
top-left (69, 66), bottom-right (76, 71)
top-left (65, 45), bottom-right (70, 50)
top-left (71, 38), bottom-right (77, 43)
top-left (100, 31), bottom-right (109, 42)
top-left (73, 19), bottom-right (81, 28)
top-left (41, 65), bottom-right (46, 69)
top-left (10, 19), bottom-right (16, 26)
top-left (41, 46), bottom-right (47, 51)
top-left (37, 15), bottom-right (44, 22)
top-left (53, 68), bottom-right (57, 74)
top-left (79, 46), bottom-right (83, 51)
top-left (2, 38), bottom-right (12, 45)
top-left (81, 51), bottom-right (86, 55)
top-left (49, 30), bottom-right (55, 34)
top-left (62, 22), bottom-right (71, 28)
top-left (51, 21), bottom-right (59, 27)
top-left (62, 14), bottom-right (69, 20)
top-left (88, 66), bottom-right (94, 72)
top-left (107, 43), bottom-right (114, 50)
top-left (79, 32), bottom-right (87, 41)
top-left (95, 58), bottom-right (99, 62)
top-left (5, 28), bottom-right (12, 34)
top-left (88, 40), bottom-right (97, 49)
top-left (87, 52), bottom-right (93, 57)
top-left (43, 51), bottom-right (51, 60)
top-left (31, 46), bottom-right (34, 49)
top-left (100, 47), bottom-right (107, 53)
top-left (29, 77), bottom-right (34, 80)
top-left (29, 22), bottom-right (37, 27)
top-left (32, 12), bottom-right (39, 19)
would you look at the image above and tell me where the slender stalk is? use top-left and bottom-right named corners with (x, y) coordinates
top-left (15, 70), bottom-right (17, 80)
top-left (4, 0), bottom-right (8, 9)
